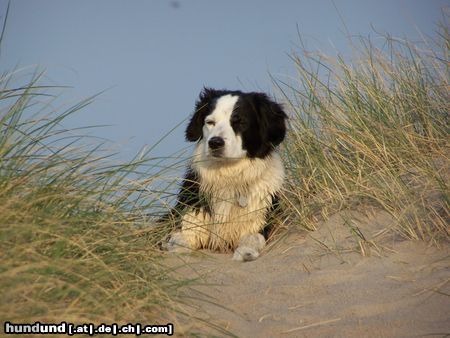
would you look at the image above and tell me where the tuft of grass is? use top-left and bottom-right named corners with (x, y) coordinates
top-left (0, 67), bottom-right (233, 335)
top-left (276, 23), bottom-right (449, 246)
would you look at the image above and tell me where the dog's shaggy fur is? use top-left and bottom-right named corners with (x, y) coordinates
top-left (164, 88), bottom-right (287, 261)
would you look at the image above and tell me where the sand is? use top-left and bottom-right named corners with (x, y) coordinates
top-left (166, 209), bottom-right (450, 337)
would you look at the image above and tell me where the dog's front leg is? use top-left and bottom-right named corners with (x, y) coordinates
top-left (164, 211), bottom-right (209, 252)
top-left (232, 233), bottom-right (266, 262)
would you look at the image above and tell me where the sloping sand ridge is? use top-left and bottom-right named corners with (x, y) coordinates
top-left (166, 209), bottom-right (449, 337)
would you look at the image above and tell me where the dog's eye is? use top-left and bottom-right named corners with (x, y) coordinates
top-left (205, 120), bottom-right (215, 126)
top-left (231, 115), bottom-right (247, 130)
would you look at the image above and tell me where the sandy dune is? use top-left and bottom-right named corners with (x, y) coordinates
top-left (167, 209), bottom-right (450, 337)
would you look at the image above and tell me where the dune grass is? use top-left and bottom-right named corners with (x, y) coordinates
top-left (0, 67), bottom-right (237, 336)
top-left (276, 23), bottom-right (449, 249)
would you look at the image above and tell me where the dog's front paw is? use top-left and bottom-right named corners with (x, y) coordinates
top-left (163, 232), bottom-right (192, 253)
top-left (232, 246), bottom-right (260, 261)
top-left (232, 233), bottom-right (266, 262)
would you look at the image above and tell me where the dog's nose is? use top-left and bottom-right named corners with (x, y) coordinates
top-left (208, 137), bottom-right (225, 149)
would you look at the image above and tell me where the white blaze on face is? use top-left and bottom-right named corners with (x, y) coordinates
top-left (202, 94), bottom-right (247, 159)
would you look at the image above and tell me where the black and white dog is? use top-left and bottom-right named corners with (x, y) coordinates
top-left (164, 88), bottom-right (287, 261)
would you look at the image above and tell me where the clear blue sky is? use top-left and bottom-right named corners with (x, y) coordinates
top-left (1, 0), bottom-right (448, 160)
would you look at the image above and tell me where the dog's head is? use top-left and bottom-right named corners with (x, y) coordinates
top-left (185, 88), bottom-right (287, 160)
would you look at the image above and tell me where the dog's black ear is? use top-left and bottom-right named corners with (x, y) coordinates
top-left (252, 93), bottom-right (287, 147)
top-left (185, 87), bottom-right (219, 142)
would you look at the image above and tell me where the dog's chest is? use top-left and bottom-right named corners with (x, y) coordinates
top-left (189, 154), bottom-right (285, 249)
top-left (204, 183), bottom-right (270, 220)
